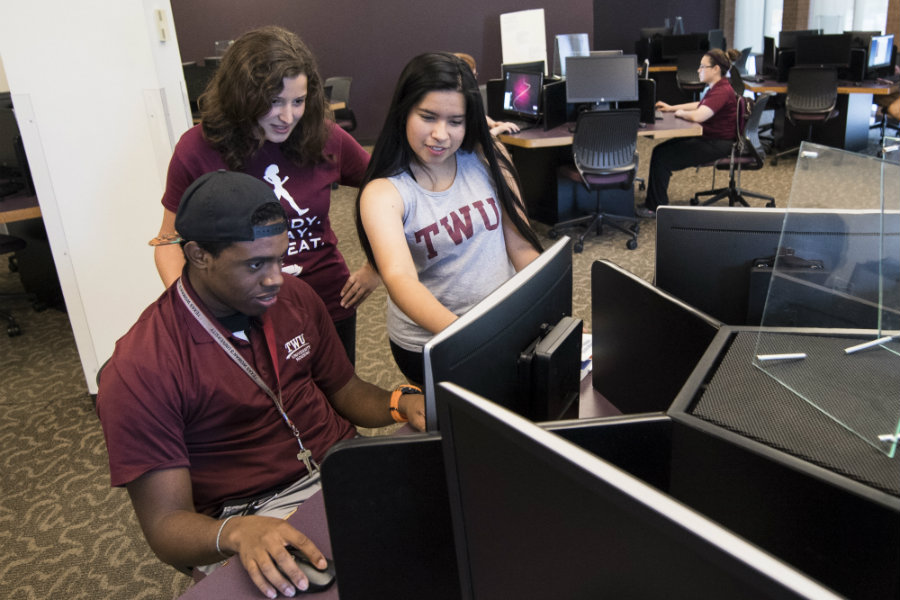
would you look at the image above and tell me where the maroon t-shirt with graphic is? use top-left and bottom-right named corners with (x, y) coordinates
top-left (162, 123), bottom-right (370, 322)
top-left (96, 274), bottom-right (356, 515)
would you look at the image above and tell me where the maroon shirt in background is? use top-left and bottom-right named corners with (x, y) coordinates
top-left (698, 78), bottom-right (739, 141)
top-left (96, 274), bottom-right (356, 516)
top-left (161, 122), bottom-right (370, 322)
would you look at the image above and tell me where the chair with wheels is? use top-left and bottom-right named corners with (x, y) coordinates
top-left (324, 76), bottom-right (357, 133)
top-left (548, 109), bottom-right (641, 253)
top-left (675, 51), bottom-right (707, 101)
top-left (771, 66), bottom-right (838, 165)
top-left (0, 233), bottom-right (35, 337)
top-left (692, 92), bottom-right (776, 208)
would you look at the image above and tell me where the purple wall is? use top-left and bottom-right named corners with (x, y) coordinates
top-left (171, 0), bottom-right (719, 143)
top-left (171, 1), bottom-right (593, 142)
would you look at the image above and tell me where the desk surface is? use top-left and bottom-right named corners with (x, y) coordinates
top-left (498, 112), bottom-right (703, 149)
top-left (745, 78), bottom-right (900, 96)
top-left (0, 192), bottom-right (41, 224)
top-left (179, 491), bottom-right (338, 600)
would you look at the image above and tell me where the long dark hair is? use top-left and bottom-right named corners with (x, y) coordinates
top-left (199, 26), bottom-right (331, 170)
top-left (355, 52), bottom-right (542, 269)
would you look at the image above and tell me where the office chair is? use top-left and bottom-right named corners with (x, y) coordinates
top-left (727, 64), bottom-right (746, 97)
top-left (770, 66), bottom-right (839, 166)
top-left (324, 76), bottom-right (357, 133)
top-left (675, 51), bottom-right (707, 100)
top-left (548, 109), bottom-right (641, 252)
top-left (735, 47), bottom-right (752, 75)
top-left (692, 92), bottom-right (776, 208)
top-left (0, 233), bottom-right (35, 337)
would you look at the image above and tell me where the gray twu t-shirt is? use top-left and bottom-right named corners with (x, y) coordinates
top-left (386, 150), bottom-right (516, 351)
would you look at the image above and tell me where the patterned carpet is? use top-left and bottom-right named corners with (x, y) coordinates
top-left (0, 129), bottom-right (893, 598)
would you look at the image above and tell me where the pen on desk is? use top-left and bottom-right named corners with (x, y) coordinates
top-left (756, 353), bottom-right (807, 362)
top-left (844, 335), bottom-right (896, 355)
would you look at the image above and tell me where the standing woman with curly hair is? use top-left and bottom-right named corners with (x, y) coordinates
top-left (356, 52), bottom-right (543, 384)
top-left (154, 26), bottom-right (376, 363)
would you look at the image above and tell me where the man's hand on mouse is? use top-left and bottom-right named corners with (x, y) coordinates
top-left (219, 514), bottom-right (327, 598)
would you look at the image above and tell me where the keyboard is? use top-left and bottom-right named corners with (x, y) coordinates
top-left (877, 73), bottom-right (900, 84)
top-left (504, 119), bottom-right (537, 132)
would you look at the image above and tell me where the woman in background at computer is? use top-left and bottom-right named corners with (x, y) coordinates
top-left (636, 47), bottom-right (742, 218)
top-left (356, 52), bottom-right (543, 384)
top-left (453, 52), bottom-right (523, 136)
top-left (152, 26), bottom-right (377, 363)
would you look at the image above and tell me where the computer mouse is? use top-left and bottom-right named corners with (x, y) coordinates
top-left (277, 546), bottom-right (336, 593)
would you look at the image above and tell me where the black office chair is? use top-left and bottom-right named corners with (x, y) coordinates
top-left (324, 76), bottom-right (357, 133)
top-left (1, 233), bottom-right (35, 337)
top-left (771, 66), bottom-right (839, 166)
top-left (727, 64), bottom-right (746, 97)
top-left (548, 109), bottom-right (641, 252)
top-left (735, 47), bottom-right (752, 75)
top-left (692, 92), bottom-right (776, 208)
top-left (675, 51), bottom-right (707, 100)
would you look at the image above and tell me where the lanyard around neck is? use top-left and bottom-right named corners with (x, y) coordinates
top-left (176, 278), bottom-right (316, 470)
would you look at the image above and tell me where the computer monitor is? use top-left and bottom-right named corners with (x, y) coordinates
top-left (564, 54), bottom-right (638, 110)
top-left (655, 206), bottom-right (900, 327)
top-left (552, 33), bottom-right (590, 78)
top-left (763, 36), bottom-right (777, 74)
top-left (500, 69), bottom-right (543, 123)
top-left (778, 29), bottom-right (821, 50)
top-left (868, 33), bottom-right (895, 72)
top-left (436, 382), bottom-right (843, 600)
top-left (708, 28), bottom-right (725, 51)
top-left (589, 49), bottom-right (623, 57)
top-left (422, 238), bottom-right (574, 431)
top-left (0, 93), bottom-right (34, 198)
top-left (639, 26), bottom-right (672, 39)
top-left (795, 33), bottom-right (852, 68)
top-left (499, 60), bottom-right (545, 77)
top-left (660, 32), bottom-right (709, 61)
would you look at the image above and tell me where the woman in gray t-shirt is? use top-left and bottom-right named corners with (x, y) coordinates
top-left (356, 52), bottom-right (543, 384)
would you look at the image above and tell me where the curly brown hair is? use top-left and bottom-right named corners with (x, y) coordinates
top-left (198, 26), bottom-right (331, 170)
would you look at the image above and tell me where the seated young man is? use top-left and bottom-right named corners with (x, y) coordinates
top-left (96, 171), bottom-right (425, 599)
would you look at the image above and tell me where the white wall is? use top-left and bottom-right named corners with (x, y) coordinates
top-left (0, 0), bottom-right (192, 393)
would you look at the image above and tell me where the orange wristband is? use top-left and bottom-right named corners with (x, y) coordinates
top-left (390, 385), bottom-right (422, 423)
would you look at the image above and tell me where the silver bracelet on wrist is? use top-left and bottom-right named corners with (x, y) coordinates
top-left (215, 515), bottom-right (237, 558)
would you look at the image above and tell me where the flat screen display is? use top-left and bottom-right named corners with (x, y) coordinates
top-left (501, 69), bottom-right (543, 120)
top-left (868, 34), bottom-right (894, 69)
top-left (565, 54), bottom-right (638, 105)
top-left (795, 33), bottom-right (852, 68)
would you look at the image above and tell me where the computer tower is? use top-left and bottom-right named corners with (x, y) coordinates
top-left (839, 47), bottom-right (866, 82)
top-left (485, 78), bottom-right (504, 121)
top-left (541, 79), bottom-right (568, 131)
top-left (775, 48), bottom-right (795, 82)
top-left (638, 78), bottom-right (657, 124)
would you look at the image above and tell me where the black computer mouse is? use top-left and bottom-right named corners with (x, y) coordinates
top-left (278, 546), bottom-right (336, 593)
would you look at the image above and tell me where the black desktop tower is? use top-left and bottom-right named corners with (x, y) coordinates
top-left (485, 78), bottom-right (504, 121)
top-left (775, 48), bottom-right (795, 82)
top-left (839, 47), bottom-right (866, 82)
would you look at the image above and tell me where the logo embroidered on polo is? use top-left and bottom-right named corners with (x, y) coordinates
top-left (284, 333), bottom-right (311, 362)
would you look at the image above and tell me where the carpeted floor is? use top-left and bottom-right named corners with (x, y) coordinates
top-left (0, 129), bottom-right (894, 598)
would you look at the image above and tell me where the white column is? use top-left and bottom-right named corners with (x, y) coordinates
top-left (0, 0), bottom-right (192, 393)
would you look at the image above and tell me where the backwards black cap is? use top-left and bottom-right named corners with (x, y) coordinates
top-left (174, 170), bottom-right (286, 243)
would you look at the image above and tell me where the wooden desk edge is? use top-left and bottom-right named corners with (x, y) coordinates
top-left (0, 205), bottom-right (42, 224)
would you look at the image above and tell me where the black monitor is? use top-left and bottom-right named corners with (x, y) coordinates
top-left (422, 238), bottom-right (575, 430)
top-left (500, 60), bottom-right (545, 77)
top-left (564, 54), bottom-right (638, 110)
top-left (868, 33), bottom-right (895, 74)
top-left (795, 33), bottom-right (852, 68)
top-left (763, 35), bottom-right (777, 73)
top-left (500, 69), bottom-right (543, 123)
top-left (655, 206), bottom-right (900, 327)
top-left (0, 93), bottom-right (34, 198)
top-left (708, 28), bottom-right (725, 51)
top-left (553, 33), bottom-right (590, 78)
top-left (639, 26), bottom-right (672, 39)
top-left (778, 29), bottom-right (821, 50)
top-left (660, 32), bottom-right (709, 61)
top-left (437, 382), bottom-right (843, 600)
